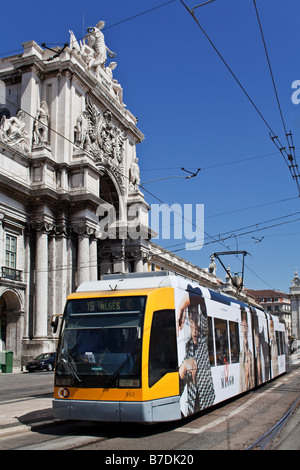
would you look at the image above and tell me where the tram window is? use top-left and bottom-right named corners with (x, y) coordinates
top-left (276, 330), bottom-right (285, 355)
top-left (281, 332), bottom-right (285, 354)
top-left (229, 321), bottom-right (240, 363)
top-left (214, 318), bottom-right (229, 365)
top-left (276, 331), bottom-right (281, 355)
top-left (208, 316), bottom-right (215, 366)
top-left (148, 310), bottom-right (177, 388)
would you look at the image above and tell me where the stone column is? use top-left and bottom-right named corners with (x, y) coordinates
top-left (290, 270), bottom-right (300, 350)
top-left (35, 230), bottom-right (48, 337)
top-left (77, 234), bottom-right (90, 286)
top-left (135, 258), bottom-right (144, 273)
top-left (112, 243), bottom-right (125, 274)
top-left (55, 233), bottom-right (68, 314)
top-left (89, 238), bottom-right (98, 281)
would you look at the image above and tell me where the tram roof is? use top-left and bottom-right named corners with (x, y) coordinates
top-left (76, 271), bottom-right (253, 310)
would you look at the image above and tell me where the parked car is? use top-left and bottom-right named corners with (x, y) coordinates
top-left (26, 352), bottom-right (56, 372)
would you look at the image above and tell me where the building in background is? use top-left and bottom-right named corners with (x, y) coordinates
top-left (290, 270), bottom-right (300, 351)
top-left (246, 288), bottom-right (292, 336)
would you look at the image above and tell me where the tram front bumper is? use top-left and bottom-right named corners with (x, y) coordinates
top-left (53, 396), bottom-right (180, 423)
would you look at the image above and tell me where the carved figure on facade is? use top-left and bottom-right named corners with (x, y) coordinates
top-left (70, 21), bottom-right (115, 74)
top-left (105, 62), bottom-right (125, 107)
top-left (208, 255), bottom-right (217, 275)
top-left (69, 24), bottom-right (124, 106)
top-left (129, 157), bottom-right (140, 188)
top-left (292, 269), bottom-right (300, 287)
top-left (0, 109), bottom-right (30, 155)
top-left (86, 21), bottom-right (116, 69)
top-left (74, 113), bottom-right (91, 151)
top-left (33, 101), bottom-right (49, 146)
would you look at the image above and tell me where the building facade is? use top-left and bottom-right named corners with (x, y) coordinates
top-left (0, 24), bottom-right (154, 368)
top-left (246, 289), bottom-right (292, 336)
top-left (290, 270), bottom-right (300, 348)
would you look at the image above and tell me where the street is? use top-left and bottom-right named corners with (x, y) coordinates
top-left (0, 370), bottom-right (54, 402)
top-left (0, 363), bottom-right (299, 451)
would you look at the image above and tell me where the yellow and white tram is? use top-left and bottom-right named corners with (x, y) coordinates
top-left (53, 271), bottom-right (287, 422)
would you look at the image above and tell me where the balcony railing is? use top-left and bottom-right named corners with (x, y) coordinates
top-left (1, 267), bottom-right (23, 281)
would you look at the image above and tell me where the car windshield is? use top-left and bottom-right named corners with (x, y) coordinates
top-left (35, 353), bottom-right (52, 360)
top-left (55, 296), bottom-right (146, 387)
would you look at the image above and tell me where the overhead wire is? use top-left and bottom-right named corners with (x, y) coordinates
top-left (178, 0), bottom-right (275, 135)
top-left (162, 211), bottom-right (300, 251)
top-left (141, 150), bottom-right (282, 173)
top-left (252, 0), bottom-right (300, 195)
top-left (179, 0), bottom-right (300, 196)
top-left (0, 1), bottom-right (178, 58)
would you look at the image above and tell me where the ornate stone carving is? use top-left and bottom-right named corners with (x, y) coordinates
top-left (74, 99), bottom-right (126, 189)
top-left (69, 23), bottom-right (126, 106)
top-left (104, 62), bottom-right (125, 107)
top-left (32, 101), bottom-right (50, 146)
top-left (86, 21), bottom-right (116, 69)
top-left (70, 21), bottom-right (115, 75)
top-left (74, 113), bottom-right (91, 151)
top-left (129, 157), bottom-right (140, 188)
top-left (0, 110), bottom-right (31, 155)
top-left (29, 220), bottom-right (54, 233)
top-left (292, 270), bottom-right (300, 287)
top-left (72, 224), bottom-right (98, 238)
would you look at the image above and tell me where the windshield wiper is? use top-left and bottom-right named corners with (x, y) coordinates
top-left (106, 348), bottom-right (139, 386)
top-left (61, 357), bottom-right (82, 382)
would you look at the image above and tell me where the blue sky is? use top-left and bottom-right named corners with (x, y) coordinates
top-left (1, 0), bottom-right (300, 292)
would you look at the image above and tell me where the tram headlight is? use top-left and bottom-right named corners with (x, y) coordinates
top-left (55, 376), bottom-right (72, 386)
top-left (118, 378), bottom-right (140, 388)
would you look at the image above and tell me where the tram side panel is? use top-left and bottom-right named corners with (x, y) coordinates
top-left (175, 284), bottom-right (216, 418)
top-left (268, 314), bottom-right (286, 378)
top-left (174, 284), bottom-right (253, 416)
top-left (206, 301), bottom-right (252, 406)
top-left (150, 282), bottom-right (288, 421)
top-left (174, 284), bottom-right (274, 418)
top-left (251, 308), bottom-right (271, 386)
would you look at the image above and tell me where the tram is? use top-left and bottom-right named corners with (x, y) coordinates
top-left (53, 271), bottom-right (287, 422)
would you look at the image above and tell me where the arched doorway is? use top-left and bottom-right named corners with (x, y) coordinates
top-left (0, 289), bottom-right (24, 369)
top-left (0, 296), bottom-right (6, 348)
top-left (100, 172), bottom-right (120, 219)
top-left (98, 171), bottom-right (127, 276)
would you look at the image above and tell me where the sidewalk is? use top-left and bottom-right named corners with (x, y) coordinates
top-left (0, 396), bottom-right (54, 436)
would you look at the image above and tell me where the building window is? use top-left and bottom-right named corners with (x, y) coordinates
top-left (5, 235), bottom-right (17, 269)
top-left (2, 234), bottom-right (22, 281)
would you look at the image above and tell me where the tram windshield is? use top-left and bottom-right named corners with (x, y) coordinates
top-left (55, 296), bottom-right (146, 388)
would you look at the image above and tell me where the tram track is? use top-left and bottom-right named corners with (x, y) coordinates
top-left (246, 394), bottom-right (300, 450)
